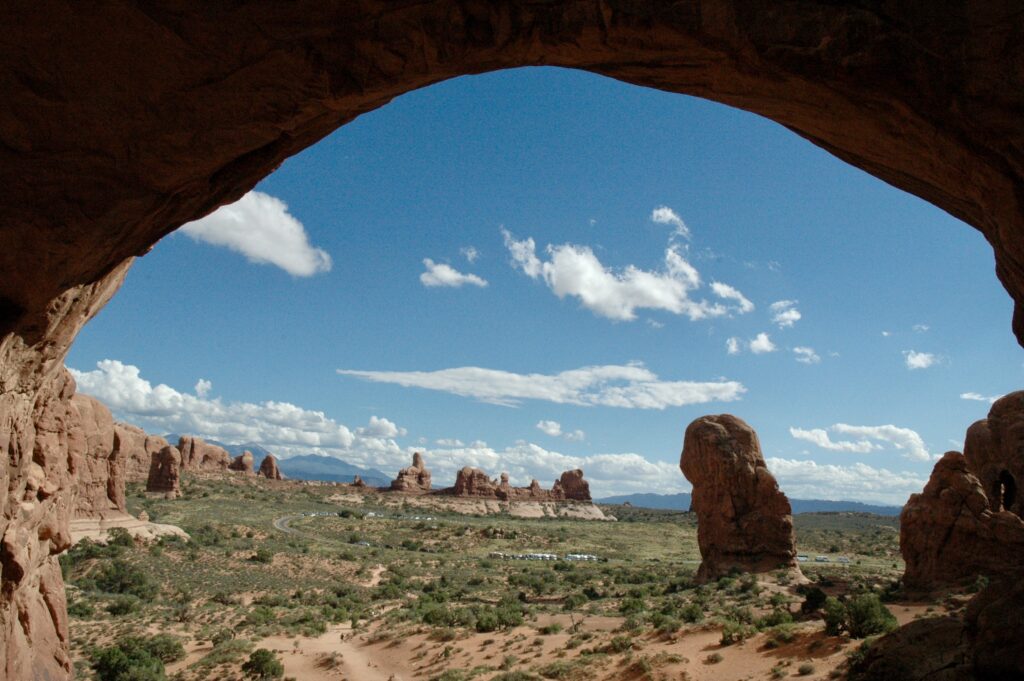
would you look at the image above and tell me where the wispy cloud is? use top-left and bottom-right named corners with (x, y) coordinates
top-left (180, 191), bottom-right (332, 276)
top-left (650, 205), bottom-right (690, 240)
top-left (460, 246), bottom-right (480, 263)
top-left (960, 392), bottom-right (1002, 404)
top-left (790, 423), bottom-right (931, 462)
top-left (769, 300), bottom-right (801, 328)
top-left (420, 259), bottom-right (488, 288)
top-left (792, 347), bottom-right (821, 364)
top-left (338, 362), bottom-right (745, 409)
top-left (711, 282), bottom-right (754, 313)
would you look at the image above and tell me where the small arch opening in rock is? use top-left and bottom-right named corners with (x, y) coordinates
top-left (996, 470), bottom-right (1017, 512)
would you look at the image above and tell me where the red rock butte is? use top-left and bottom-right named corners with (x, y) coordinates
top-left (2, 3), bottom-right (1024, 679)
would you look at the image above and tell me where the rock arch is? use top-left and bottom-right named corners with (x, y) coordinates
top-left (3, 2), bottom-right (1024, 679)
top-left (997, 470), bottom-right (1017, 513)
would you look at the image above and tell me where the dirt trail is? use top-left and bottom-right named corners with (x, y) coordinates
top-left (261, 624), bottom-right (412, 681)
top-left (360, 564), bottom-right (387, 587)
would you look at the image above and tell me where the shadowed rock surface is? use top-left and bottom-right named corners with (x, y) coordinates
top-left (901, 451), bottom-right (1024, 591)
top-left (3, 2), bottom-right (1024, 677)
top-left (229, 450), bottom-right (255, 475)
top-left (390, 452), bottom-right (432, 493)
top-left (257, 453), bottom-right (283, 480)
top-left (113, 423), bottom-right (169, 483)
top-left (145, 445), bottom-right (182, 499)
top-left (680, 414), bottom-right (798, 581)
top-left (964, 391), bottom-right (1024, 515)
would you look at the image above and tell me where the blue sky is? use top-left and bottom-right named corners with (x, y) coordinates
top-left (67, 67), bottom-right (1021, 504)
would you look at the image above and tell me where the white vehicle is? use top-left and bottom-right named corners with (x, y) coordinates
top-left (796, 554), bottom-right (809, 562)
top-left (815, 556), bottom-right (829, 562)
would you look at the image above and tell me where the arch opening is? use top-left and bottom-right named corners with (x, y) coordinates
top-left (996, 470), bottom-right (1017, 512)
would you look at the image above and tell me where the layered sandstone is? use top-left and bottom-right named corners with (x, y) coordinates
top-left (146, 445), bottom-right (182, 498)
top-left (390, 452), bottom-right (431, 493)
top-left (177, 436), bottom-right (231, 472)
top-left (228, 450), bottom-right (255, 475)
top-left (449, 467), bottom-right (593, 501)
top-left (258, 453), bottom-right (283, 480)
top-left (901, 451), bottom-right (1024, 591)
top-left (680, 414), bottom-right (798, 581)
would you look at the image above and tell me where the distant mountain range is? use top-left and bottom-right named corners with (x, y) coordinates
top-left (163, 435), bottom-right (391, 486)
top-left (595, 492), bottom-right (902, 516)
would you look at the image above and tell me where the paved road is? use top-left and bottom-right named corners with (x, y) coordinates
top-left (272, 514), bottom-right (302, 534)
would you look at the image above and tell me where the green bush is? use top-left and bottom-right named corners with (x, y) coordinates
top-left (93, 559), bottom-right (158, 601)
top-left (801, 587), bottom-right (828, 613)
top-left (105, 594), bottom-right (141, 616)
top-left (242, 648), bottom-right (284, 679)
top-left (823, 597), bottom-right (847, 636)
top-left (845, 594), bottom-right (898, 638)
top-left (90, 635), bottom-right (184, 681)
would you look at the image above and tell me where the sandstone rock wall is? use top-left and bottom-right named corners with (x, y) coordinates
top-left (680, 414), bottom-right (798, 581)
top-left (67, 393), bottom-right (126, 521)
top-left (228, 450), bottom-right (255, 475)
top-left (177, 435), bottom-right (230, 472)
top-left (114, 423), bottom-right (168, 483)
top-left (390, 452), bottom-right (431, 493)
top-left (964, 391), bottom-right (1024, 515)
top-left (146, 445), bottom-right (182, 498)
top-left (258, 454), bottom-right (282, 480)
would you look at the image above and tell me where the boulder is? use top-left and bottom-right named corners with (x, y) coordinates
top-left (964, 391), bottom-right (1024, 515)
top-left (900, 451), bottom-right (1024, 591)
top-left (257, 453), bottom-right (282, 480)
top-left (176, 435), bottom-right (231, 472)
top-left (228, 450), bottom-right (255, 475)
top-left (552, 469), bottom-right (591, 501)
top-left (390, 452), bottom-right (432, 493)
top-left (146, 446), bottom-right (182, 498)
top-left (680, 414), bottom-right (798, 581)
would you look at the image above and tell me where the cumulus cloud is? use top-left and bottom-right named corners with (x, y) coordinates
top-left (766, 458), bottom-right (927, 506)
top-left (650, 205), bottom-right (690, 240)
top-left (904, 350), bottom-right (938, 370)
top-left (726, 337), bottom-right (741, 355)
top-left (749, 332), bottom-right (777, 354)
top-left (792, 347), bottom-right (821, 364)
top-left (711, 282), bottom-right (754, 313)
top-left (338, 362), bottom-right (745, 409)
top-left (194, 379), bottom-right (212, 398)
top-left (536, 420), bottom-right (563, 437)
top-left (357, 416), bottom-right (407, 439)
top-left (420, 259), bottom-right (488, 288)
top-left (769, 300), bottom-right (801, 328)
top-left (501, 228), bottom-right (752, 323)
top-left (179, 191), bottom-right (332, 276)
top-left (960, 392), bottom-right (1002, 404)
top-left (460, 246), bottom-right (479, 263)
top-left (790, 423), bottom-right (931, 462)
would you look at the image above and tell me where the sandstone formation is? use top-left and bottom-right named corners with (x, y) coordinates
top-left (228, 450), bottom-right (255, 475)
top-left (680, 415), bottom-right (798, 581)
top-left (901, 451), bottom-right (1024, 591)
top-left (177, 435), bottom-right (231, 472)
top-left (452, 467), bottom-right (496, 497)
top-left (351, 475), bottom-right (366, 488)
top-left (146, 445), bottom-right (182, 498)
top-left (390, 452), bottom-right (432, 493)
top-left (964, 391), bottom-right (1024, 515)
top-left (3, 4), bottom-right (1024, 678)
top-left (113, 423), bottom-right (169, 483)
top-left (552, 469), bottom-right (591, 502)
top-left (257, 453), bottom-right (283, 480)
top-left (67, 393), bottom-right (124, 520)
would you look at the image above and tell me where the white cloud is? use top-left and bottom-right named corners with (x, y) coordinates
top-left (194, 379), bottom-right (212, 398)
top-left (460, 246), bottom-right (479, 263)
top-left (769, 300), bottom-right (801, 328)
top-left (536, 420), bottom-right (563, 437)
top-left (179, 191), bottom-right (331, 276)
top-left (904, 350), bottom-right (938, 370)
top-left (711, 282), bottom-right (754, 313)
top-left (435, 438), bottom-right (464, 447)
top-left (791, 422), bottom-right (931, 462)
top-left (565, 430), bottom-right (586, 442)
top-left (502, 229), bottom-right (750, 322)
top-left (726, 337), bottom-right (741, 355)
top-left (338, 362), bottom-right (745, 409)
top-left (420, 259), bottom-right (488, 288)
top-left (789, 427), bottom-right (878, 453)
top-left (792, 347), bottom-right (821, 364)
top-left (357, 416), bottom-right (407, 439)
top-left (960, 392), bottom-right (1002, 404)
top-left (749, 332), bottom-right (777, 354)
top-left (650, 205), bottom-right (690, 240)
top-left (766, 458), bottom-right (927, 506)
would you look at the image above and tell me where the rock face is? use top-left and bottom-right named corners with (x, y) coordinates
top-left (680, 415), bottom-right (798, 581)
top-left (964, 391), bottom-right (1024, 515)
top-left (900, 451), bottom-right (1024, 591)
top-left (4, 4), bottom-right (1024, 678)
top-left (257, 454), bottom-right (282, 480)
top-left (145, 446), bottom-right (182, 498)
top-left (228, 450), bottom-right (255, 475)
top-left (113, 423), bottom-right (168, 483)
top-left (67, 393), bottom-right (124, 520)
top-left (390, 452), bottom-right (432, 493)
top-left (177, 436), bottom-right (231, 472)
top-left (552, 469), bottom-right (591, 501)
top-left (452, 467), bottom-right (496, 497)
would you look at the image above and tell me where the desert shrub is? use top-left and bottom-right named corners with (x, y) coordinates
top-left (105, 594), bottom-right (141, 616)
top-left (242, 648), bottom-right (284, 679)
top-left (845, 594), bottom-right (898, 638)
top-left (538, 623), bottom-right (563, 635)
top-left (618, 597), bottom-right (645, 615)
top-left (798, 663), bottom-right (815, 676)
top-left (251, 548), bottom-right (274, 564)
top-left (107, 528), bottom-right (135, 548)
top-left (68, 599), bottom-right (94, 618)
top-left (140, 634), bottom-right (186, 663)
top-left (756, 608), bottom-right (793, 629)
top-left (90, 635), bottom-right (183, 681)
top-left (801, 587), bottom-right (828, 613)
top-left (492, 673), bottom-right (539, 681)
top-left (93, 559), bottom-right (158, 601)
top-left (720, 619), bottom-right (755, 645)
top-left (823, 597), bottom-right (847, 636)
top-left (563, 593), bottom-right (587, 610)
top-left (679, 602), bottom-right (703, 623)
